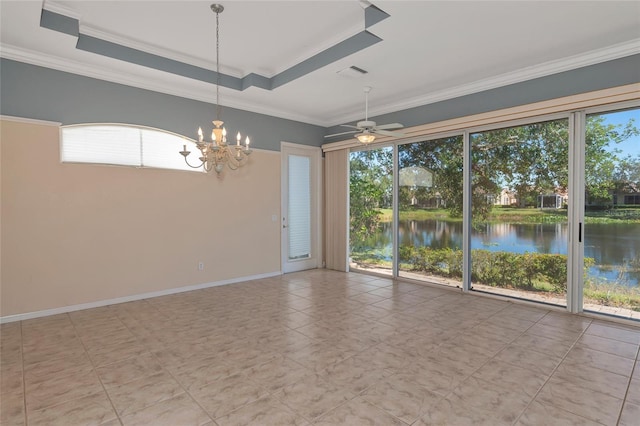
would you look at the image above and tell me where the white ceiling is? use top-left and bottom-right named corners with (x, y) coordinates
top-left (1, 0), bottom-right (639, 127)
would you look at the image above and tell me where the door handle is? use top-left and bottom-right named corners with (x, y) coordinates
top-left (578, 222), bottom-right (582, 243)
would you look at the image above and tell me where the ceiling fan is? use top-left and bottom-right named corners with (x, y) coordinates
top-left (325, 86), bottom-right (405, 144)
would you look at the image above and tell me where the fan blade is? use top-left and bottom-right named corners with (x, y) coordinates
top-left (373, 129), bottom-right (405, 138)
top-left (340, 124), bottom-right (360, 129)
top-left (324, 130), bottom-right (358, 138)
top-left (375, 122), bottom-right (404, 130)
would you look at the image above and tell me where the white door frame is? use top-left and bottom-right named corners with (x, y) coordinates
top-left (281, 142), bottom-right (322, 273)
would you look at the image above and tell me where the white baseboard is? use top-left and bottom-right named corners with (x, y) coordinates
top-left (0, 271), bottom-right (282, 324)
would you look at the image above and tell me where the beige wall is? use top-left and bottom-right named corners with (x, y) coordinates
top-left (1, 119), bottom-right (282, 317)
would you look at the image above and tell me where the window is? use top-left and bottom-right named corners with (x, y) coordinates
top-left (624, 195), bottom-right (640, 205)
top-left (61, 124), bottom-right (202, 172)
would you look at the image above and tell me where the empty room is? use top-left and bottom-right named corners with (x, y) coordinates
top-left (1, 1), bottom-right (640, 425)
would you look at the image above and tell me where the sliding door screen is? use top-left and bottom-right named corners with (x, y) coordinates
top-left (398, 136), bottom-right (464, 287)
top-left (583, 107), bottom-right (640, 317)
top-left (470, 118), bottom-right (569, 306)
top-left (349, 147), bottom-right (393, 276)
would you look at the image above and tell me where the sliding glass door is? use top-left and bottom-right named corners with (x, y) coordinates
top-left (470, 118), bottom-right (570, 305)
top-left (397, 135), bottom-right (464, 287)
top-left (349, 146), bottom-right (393, 276)
top-left (582, 107), bottom-right (640, 318)
top-left (346, 101), bottom-right (640, 320)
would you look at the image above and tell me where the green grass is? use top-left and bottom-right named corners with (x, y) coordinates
top-left (379, 208), bottom-right (455, 222)
top-left (377, 207), bottom-right (640, 224)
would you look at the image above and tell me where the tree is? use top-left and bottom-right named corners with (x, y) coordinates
top-left (471, 120), bottom-right (569, 211)
top-left (399, 136), bottom-right (464, 216)
top-left (585, 116), bottom-right (639, 206)
top-left (613, 154), bottom-right (640, 201)
top-left (348, 114), bottom-right (638, 230)
top-left (349, 148), bottom-right (393, 247)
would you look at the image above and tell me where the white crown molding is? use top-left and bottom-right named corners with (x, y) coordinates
top-left (0, 43), bottom-right (326, 126)
top-left (0, 271), bottom-right (282, 324)
top-left (326, 38), bottom-right (640, 126)
top-left (269, 23), bottom-right (364, 79)
top-left (43, 0), bottom-right (81, 21)
top-left (0, 115), bottom-right (61, 126)
top-left (79, 24), bottom-right (226, 76)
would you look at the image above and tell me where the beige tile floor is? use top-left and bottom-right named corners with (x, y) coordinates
top-left (1, 269), bottom-right (639, 425)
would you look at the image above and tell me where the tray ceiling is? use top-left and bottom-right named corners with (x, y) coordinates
top-left (1, 1), bottom-right (639, 126)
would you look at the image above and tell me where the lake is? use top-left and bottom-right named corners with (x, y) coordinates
top-left (363, 220), bottom-right (640, 286)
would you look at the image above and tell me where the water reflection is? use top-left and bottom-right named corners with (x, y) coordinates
top-left (365, 220), bottom-right (640, 286)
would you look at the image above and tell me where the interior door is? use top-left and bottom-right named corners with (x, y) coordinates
top-left (281, 142), bottom-right (321, 273)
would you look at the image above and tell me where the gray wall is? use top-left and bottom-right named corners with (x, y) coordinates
top-left (2, 54), bottom-right (639, 149)
top-left (0, 59), bottom-right (326, 152)
top-left (325, 54), bottom-right (640, 139)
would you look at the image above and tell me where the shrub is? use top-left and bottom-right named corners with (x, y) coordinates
top-left (401, 246), bottom-right (587, 293)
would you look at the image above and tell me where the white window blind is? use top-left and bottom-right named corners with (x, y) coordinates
top-left (61, 125), bottom-right (140, 166)
top-left (141, 129), bottom-right (192, 170)
top-left (288, 155), bottom-right (311, 260)
top-left (61, 125), bottom-right (202, 172)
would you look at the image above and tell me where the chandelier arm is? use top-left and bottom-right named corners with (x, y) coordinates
top-left (182, 156), bottom-right (206, 169)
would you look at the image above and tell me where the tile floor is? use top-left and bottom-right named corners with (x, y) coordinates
top-left (1, 269), bottom-right (639, 425)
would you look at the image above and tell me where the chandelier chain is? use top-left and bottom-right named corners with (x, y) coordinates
top-left (215, 8), bottom-right (221, 122)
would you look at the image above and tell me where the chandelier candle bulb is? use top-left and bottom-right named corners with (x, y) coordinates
top-left (236, 132), bottom-right (241, 146)
top-left (198, 127), bottom-right (203, 142)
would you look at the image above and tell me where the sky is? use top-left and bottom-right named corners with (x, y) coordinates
top-left (599, 108), bottom-right (639, 158)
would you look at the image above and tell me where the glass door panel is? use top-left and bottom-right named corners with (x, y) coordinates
top-left (470, 118), bottom-right (569, 305)
top-left (349, 147), bottom-right (393, 276)
top-left (583, 108), bottom-right (640, 318)
top-left (281, 143), bottom-right (320, 273)
top-left (398, 136), bottom-right (464, 287)
top-left (288, 155), bottom-right (311, 261)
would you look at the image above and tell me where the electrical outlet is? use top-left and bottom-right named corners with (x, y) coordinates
top-left (198, 261), bottom-right (204, 271)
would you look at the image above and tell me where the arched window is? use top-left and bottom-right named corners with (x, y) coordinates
top-left (60, 124), bottom-right (202, 172)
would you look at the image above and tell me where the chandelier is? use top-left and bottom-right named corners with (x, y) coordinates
top-left (180, 4), bottom-right (252, 174)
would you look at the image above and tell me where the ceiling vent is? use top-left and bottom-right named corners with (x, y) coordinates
top-left (337, 66), bottom-right (368, 78)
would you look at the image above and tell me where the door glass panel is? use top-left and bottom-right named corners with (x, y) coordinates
top-left (470, 118), bottom-right (569, 305)
top-left (349, 147), bottom-right (393, 275)
top-left (398, 136), bottom-right (463, 287)
top-left (583, 108), bottom-right (640, 318)
top-left (288, 155), bottom-right (311, 260)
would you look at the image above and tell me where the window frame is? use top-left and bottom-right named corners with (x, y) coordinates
top-left (60, 123), bottom-right (203, 173)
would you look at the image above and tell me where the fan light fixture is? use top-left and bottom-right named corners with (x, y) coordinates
top-left (356, 131), bottom-right (376, 144)
top-left (355, 87), bottom-right (375, 144)
top-left (325, 86), bottom-right (404, 143)
top-left (180, 4), bottom-right (252, 174)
